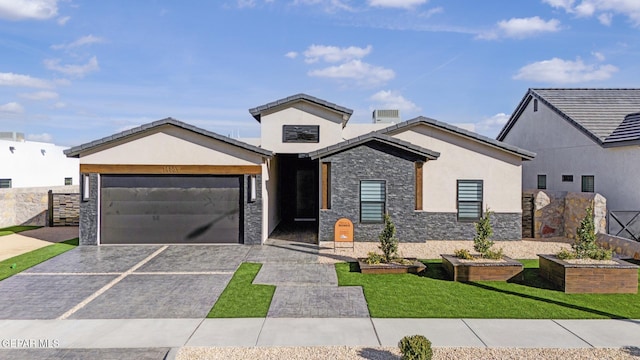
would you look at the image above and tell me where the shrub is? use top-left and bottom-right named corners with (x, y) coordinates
top-left (379, 214), bottom-right (399, 263)
top-left (454, 248), bottom-right (473, 260)
top-left (398, 335), bottom-right (432, 360)
top-left (483, 247), bottom-right (504, 260)
top-left (474, 210), bottom-right (495, 258)
top-left (556, 248), bottom-right (576, 260)
top-left (364, 252), bottom-right (384, 265)
top-left (573, 205), bottom-right (599, 259)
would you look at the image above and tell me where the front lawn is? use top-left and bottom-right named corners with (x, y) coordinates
top-left (0, 225), bottom-right (41, 237)
top-left (0, 238), bottom-right (79, 281)
top-left (207, 262), bottom-right (275, 318)
top-left (336, 259), bottom-right (640, 319)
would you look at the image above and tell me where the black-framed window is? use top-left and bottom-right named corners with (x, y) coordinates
top-left (533, 99), bottom-right (538, 112)
top-left (0, 179), bottom-right (11, 188)
top-left (360, 180), bottom-right (385, 223)
top-left (65, 177), bottom-right (72, 185)
top-left (537, 175), bottom-right (547, 190)
top-left (457, 180), bottom-right (483, 221)
top-left (562, 175), bottom-right (573, 182)
top-left (582, 175), bottom-right (594, 193)
top-left (282, 125), bottom-right (319, 143)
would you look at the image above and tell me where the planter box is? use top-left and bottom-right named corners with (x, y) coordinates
top-left (357, 258), bottom-right (426, 274)
top-left (441, 254), bottom-right (524, 282)
top-left (538, 254), bottom-right (639, 294)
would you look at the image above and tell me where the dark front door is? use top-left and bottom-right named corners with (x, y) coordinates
top-left (100, 175), bottom-right (242, 244)
top-left (280, 155), bottom-right (318, 222)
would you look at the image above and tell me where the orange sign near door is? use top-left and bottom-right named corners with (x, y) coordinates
top-left (334, 218), bottom-right (354, 242)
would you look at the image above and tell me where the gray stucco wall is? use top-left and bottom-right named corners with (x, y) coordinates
top-left (79, 173), bottom-right (99, 245)
top-left (243, 174), bottom-right (262, 245)
top-left (318, 143), bottom-right (521, 242)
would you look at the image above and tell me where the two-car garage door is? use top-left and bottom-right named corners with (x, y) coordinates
top-left (100, 175), bottom-right (242, 244)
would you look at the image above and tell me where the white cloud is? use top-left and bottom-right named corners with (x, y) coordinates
top-left (27, 133), bottom-right (53, 142)
top-left (53, 102), bottom-right (66, 108)
top-left (598, 12), bottom-right (613, 25)
top-left (592, 51), bottom-right (605, 61)
top-left (44, 56), bottom-right (99, 78)
top-left (544, 0), bottom-right (640, 26)
top-left (285, 51), bottom-right (298, 59)
top-left (479, 16), bottom-right (561, 39)
top-left (51, 35), bottom-right (104, 50)
top-left (542, 0), bottom-right (575, 11)
top-left (292, 0), bottom-right (353, 12)
top-left (57, 15), bottom-right (69, 25)
top-left (303, 44), bottom-right (372, 63)
top-left (18, 90), bottom-right (59, 100)
top-left (475, 113), bottom-right (510, 135)
top-left (420, 6), bottom-right (443, 17)
top-left (368, 0), bottom-right (427, 9)
top-left (308, 59), bottom-right (395, 86)
top-left (0, 0), bottom-right (58, 20)
top-left (514, 57), bottom-right (618, 83)
top-left (0, 102), bottom-right (24, 114)
top-left (0, 72), bottom-right (53, 88)
top-left (369, 90), bottom-right (420, 113)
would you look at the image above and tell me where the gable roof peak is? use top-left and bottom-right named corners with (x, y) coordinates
top-left (248, 93), bottom-right (353, 122)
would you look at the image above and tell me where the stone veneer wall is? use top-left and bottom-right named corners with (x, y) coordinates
top-left (525, 190), bottom-right (606, 239)
top-left (0, 185), bottom-right (78, 228)
top-left (244, 174), bottom-right (262, 245)
top-left (597, 233), bottom-right (640, 260)
top-left (80, 174), bottom-right (99, 245)
top-left (318, 143), bottom-right (521, 242)
top-left (48, 191), bottom-right (80, 226)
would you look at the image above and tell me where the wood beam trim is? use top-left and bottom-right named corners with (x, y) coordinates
top-left (80, 164), bottom-right (262, 175)
top-left (415, 162), bottom-right (423, 211)
top-left (321, 162), bottom-right (330, 209)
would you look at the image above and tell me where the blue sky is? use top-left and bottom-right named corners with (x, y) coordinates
top-left (1, 0), bottom-right (639, 147)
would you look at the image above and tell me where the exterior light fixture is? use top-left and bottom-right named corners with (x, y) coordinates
top-left (9, 146), bottom-right (15, 153)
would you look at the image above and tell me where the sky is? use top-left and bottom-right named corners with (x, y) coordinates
top-left (1, 0), bottom-right (640, 147)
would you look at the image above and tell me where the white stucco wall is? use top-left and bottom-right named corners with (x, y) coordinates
top-left (391, 125), bottom-right (524, 213)
top-left (260, 102), bottom-right (345, 153)
top-left (502, 98), bottom-right (640, 211)
top-left (0, 139), bottom-right (79, 188)
top-left (80, 125), bottom-right (264, 165)
top-left (264, 156), bottom-right (280, 238)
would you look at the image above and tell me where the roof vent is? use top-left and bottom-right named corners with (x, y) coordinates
top-left (372, 109), bottom-right (400, 124)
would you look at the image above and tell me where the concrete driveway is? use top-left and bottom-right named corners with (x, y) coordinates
top-left (0, 245), bottom-right (251, 320)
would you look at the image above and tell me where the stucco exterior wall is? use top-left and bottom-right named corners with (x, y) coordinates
top-left (264, 156), bottom-right (280, 238)
top-left (80, 126), bottom-right (264, 165)
top-left (502, 99), bottom-right (640, 212)
top-left (0, 139), bottom-right (78, 188)
top-left (391, 125), bottom-right (524, 213)
top-left (0, 185), bottom-right (78, 228)
top-left (260, 103), bottom-right (345, 153)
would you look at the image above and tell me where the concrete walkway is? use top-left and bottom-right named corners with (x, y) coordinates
top-left (0, 234), bottom-right (52, 261)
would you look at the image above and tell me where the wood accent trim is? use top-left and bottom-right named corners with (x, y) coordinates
top-left (415, 162), bottom-right (423, 210)
top-left (321, 162), bottom-right (330, 209)
top-left (80, 164), bottom-right (262, 175)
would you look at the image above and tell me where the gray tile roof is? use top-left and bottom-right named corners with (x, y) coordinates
top-left (307, 132), bottom-right (440, 160)
top-left (605, 112), bottom-right (640, 145)
top-left (64, 117), bottom-right (273, 158)
top-left (378, 116), bottom-right (536, 160)
top-left (498, 88), bottom-right (640, 146)
top-left (249, 93), bottom-right (353, 122)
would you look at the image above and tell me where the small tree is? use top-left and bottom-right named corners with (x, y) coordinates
top-left (379, 214), bottom-right (399, 263)
top-left (399, 335), bottom-right (432, 360)
top-left (473, 209), bottom-right (494, 257)
top-left (558, 205), bottom-right (612, 260)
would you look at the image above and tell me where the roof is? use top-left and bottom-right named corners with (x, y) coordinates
top-left (605, 112), bottom-right (640, 145)
top-left (64, 117), bottom-right (273, 158)
top-left (497, 88), bottom-right (640, 147)
top-left (307, 132), bottom-right (440, 160)
top-left (249, 93), bottom-right (353, 123)
top-left (378, 116), bottom-right (536, 160)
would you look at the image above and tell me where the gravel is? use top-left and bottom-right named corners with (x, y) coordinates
top-left (177, 346), bottom-right (640, 360)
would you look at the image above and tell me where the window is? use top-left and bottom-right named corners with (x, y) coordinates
top-left (457, 180), bottom-right (483, 221)
top-left (582, 175), bottom-right (594, 193)
top-left (533, 99), bottom-right (538, 112)
top-left (562, 175), bottom-right (573, 182)
top-left (321, 162), bottom-right (331, 209)
top-left (537, 175), bottom-right (547, 190)
top-left (0, 178), bottom-right (11, 188)
top-left (282, 125), bottom-right (320, 143)
top-left (81, 174), bottom-right (90, 201)
top-left (65, 177), bottom-right (72, 185)
top-left (360, 180), bottom-right (385, 223)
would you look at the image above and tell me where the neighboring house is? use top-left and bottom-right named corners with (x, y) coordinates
top-left (497, 88), bottom-right (640, 213)
top-left (0, 132), bottom-right (79, 188)
top-left (65, 94), bottom-right (534, 246)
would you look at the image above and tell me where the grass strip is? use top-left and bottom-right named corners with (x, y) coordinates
top-left (336, 259), bottom-right (640, 319)
top-left (0, 238), bottom-right (79, 281)
top-left (208, 262), bottom-right (275, 318)
top-left (0, 226), bottom-right (42, 237)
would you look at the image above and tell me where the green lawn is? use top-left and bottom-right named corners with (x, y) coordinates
top-left (0, 225), bottom-right (42, 237)
top-left (336, 259), bottom-right (640, 319)
top-left (0, 238), bottom-right (79, 281)
top-left (207, 262), bottom-right (275, 318)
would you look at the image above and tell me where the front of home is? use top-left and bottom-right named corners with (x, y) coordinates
top-left (65, 94), bottom-right (534, 246)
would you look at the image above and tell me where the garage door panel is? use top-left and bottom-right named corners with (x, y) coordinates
top-left (101, 175), bottom-right (242, 244)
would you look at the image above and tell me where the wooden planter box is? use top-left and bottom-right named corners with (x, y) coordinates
top-left (538, 254), bottom-right (639, 294)
top-left (357, 258), bottom-right (426, 274)
top-left (441, 254), bottom-right (524, 282)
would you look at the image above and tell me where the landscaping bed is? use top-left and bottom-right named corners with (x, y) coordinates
top-left (538, 254), bottom-right (639, 294)
top-left (357, 258), bottom-right (426, 274)
top-left (441, 254), bottom-right (524, 282)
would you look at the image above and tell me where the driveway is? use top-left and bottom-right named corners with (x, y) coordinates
top-left (0, 245), bottom-right (251, 319)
